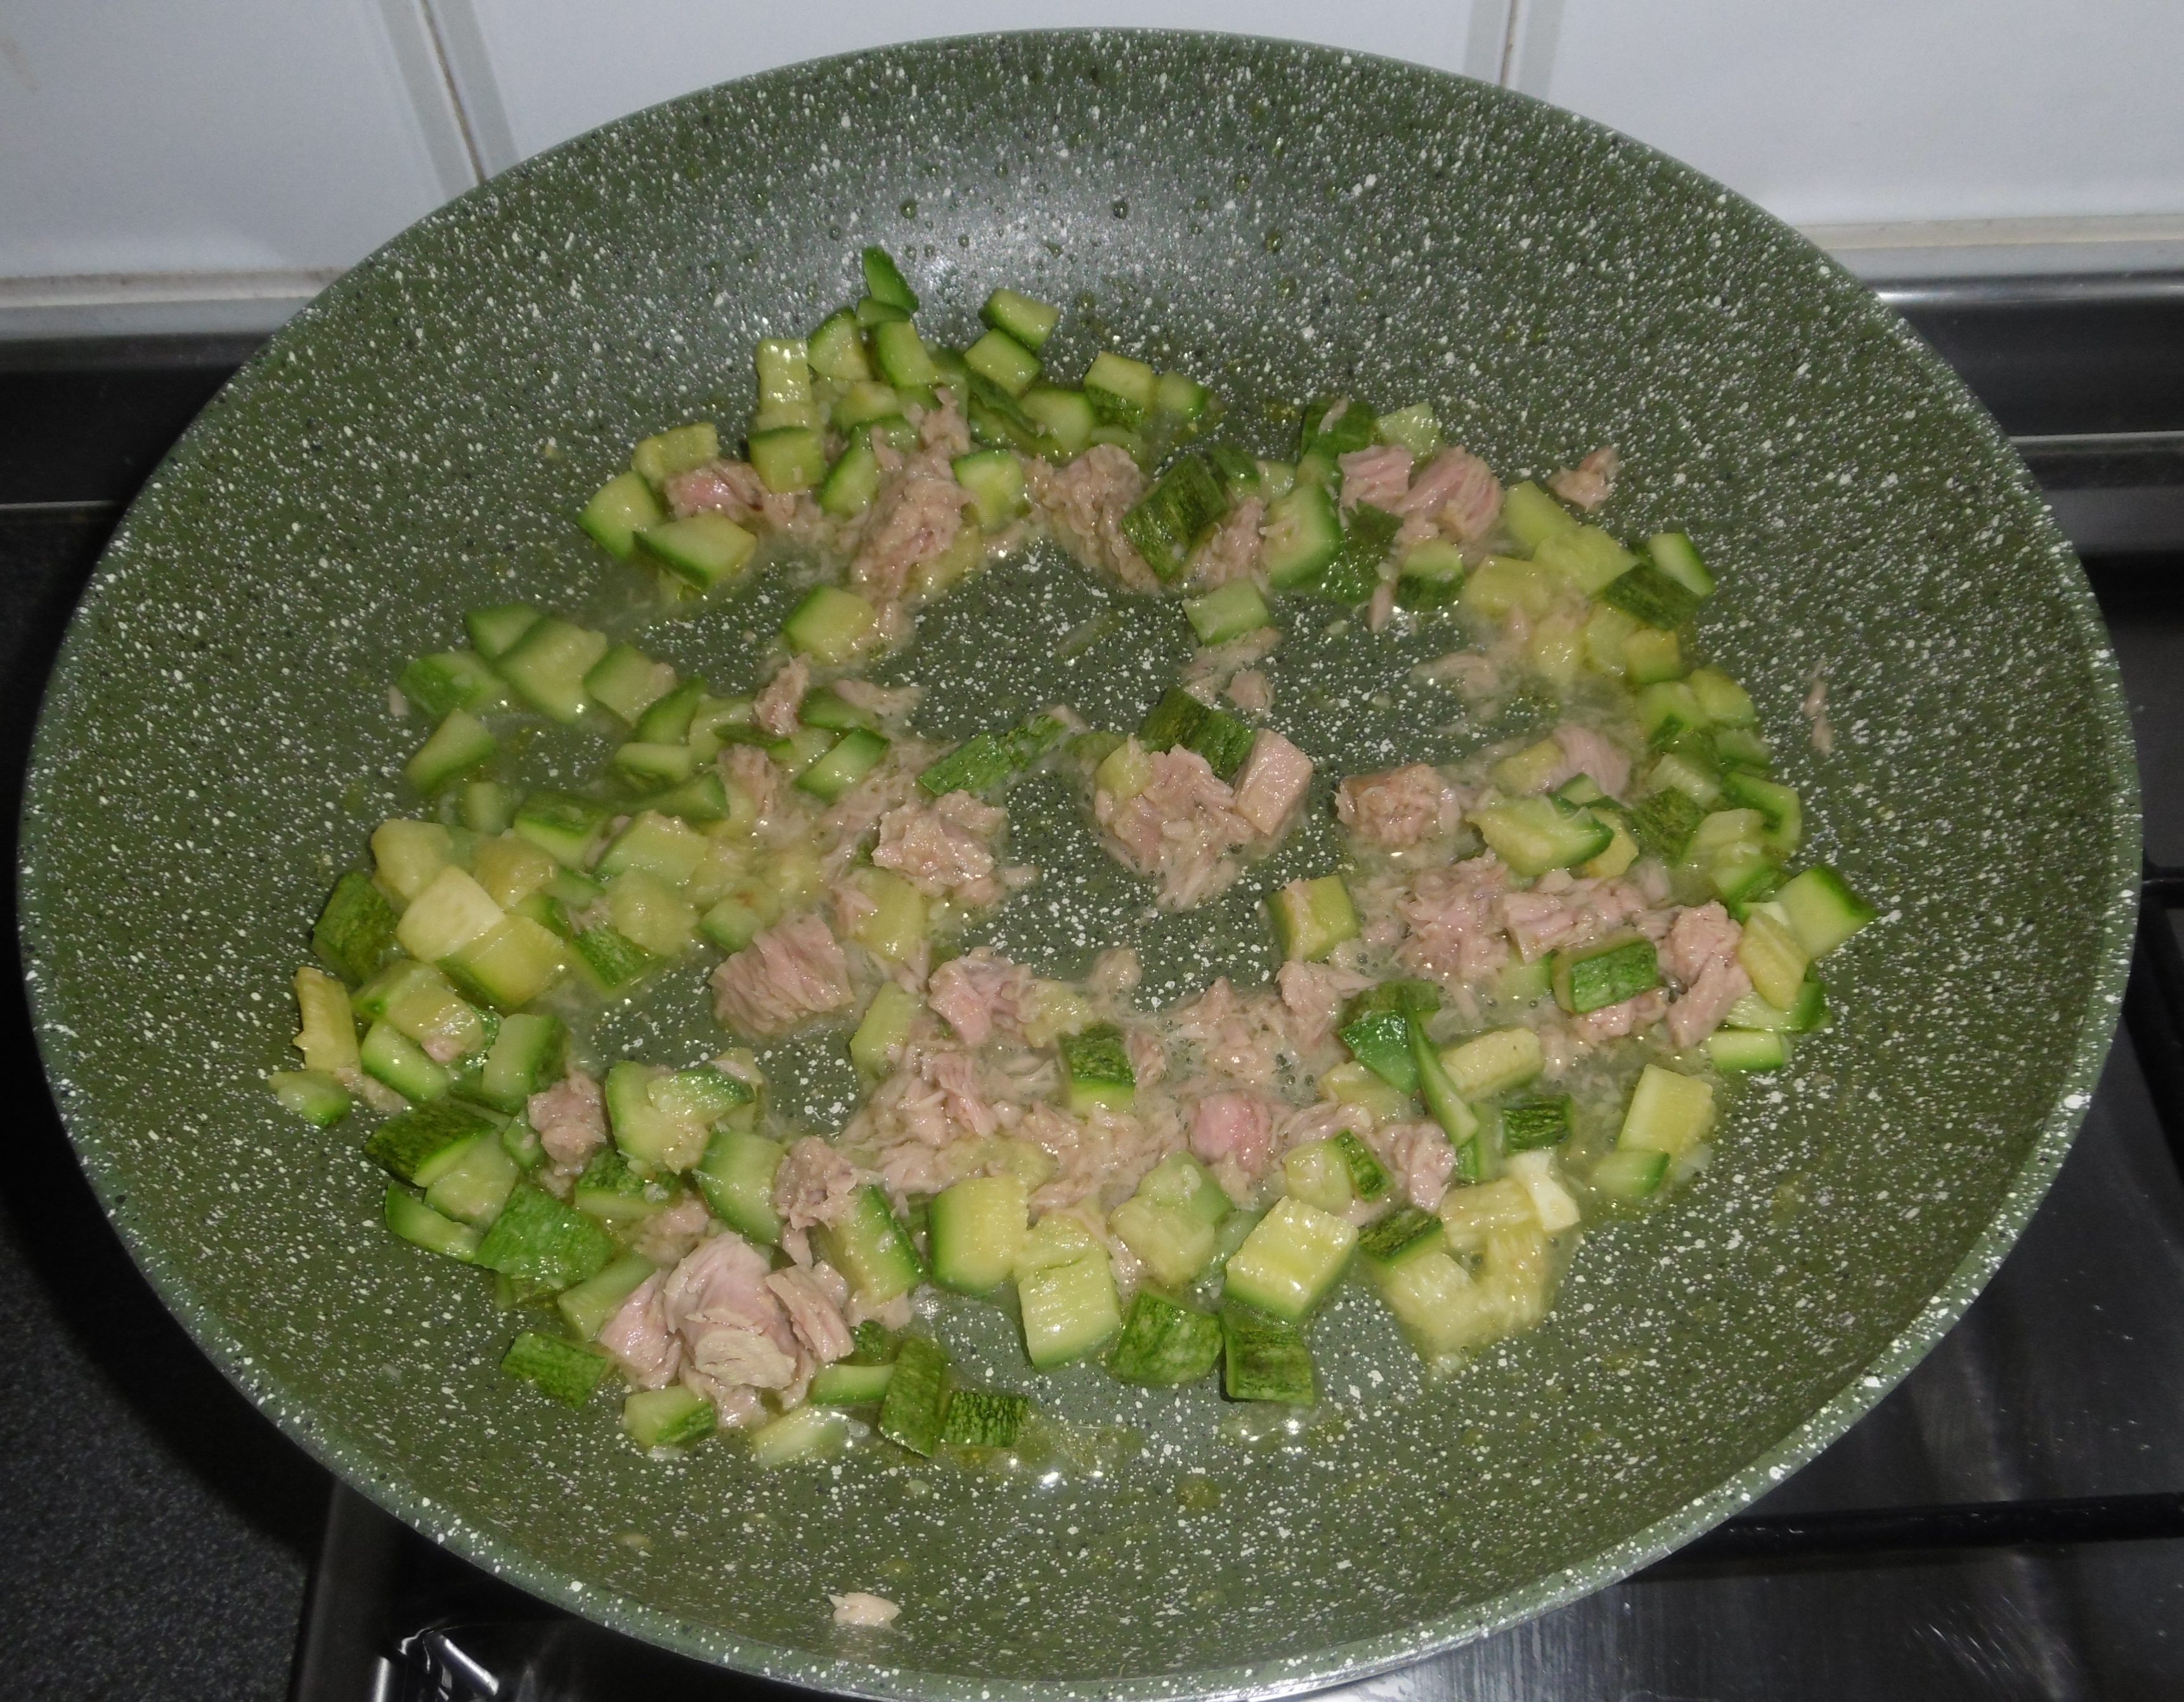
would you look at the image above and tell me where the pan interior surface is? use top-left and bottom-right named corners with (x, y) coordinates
top-left (18, 30), bottom-right (2136, 1699)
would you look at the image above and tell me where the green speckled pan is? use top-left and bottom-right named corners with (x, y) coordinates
top-left (19, 30), bottom-right (2138, 1699)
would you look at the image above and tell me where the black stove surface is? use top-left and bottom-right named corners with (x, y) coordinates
top-left (4, 283), bottom-right (2183, 1702)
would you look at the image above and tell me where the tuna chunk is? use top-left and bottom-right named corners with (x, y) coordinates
top-left (773, 1135), bottom-right (862, 1233)
top-left (1548, 446), bottom-right (1619, 512)
top-left (1337, 764), bottom-right (1463, 848)
top-left (1400, 446), bottom-right (1503, 542)
top-left (1277, 958), bottom-right (1374, 1055)
top-left (753, 656), bottom-right (811, 739)
top-left (1095, 744), bottom-right (1254, 910)
top-left (1189, 1092), bottom-right (1277, 1178)
top-left (1226, 668), bottom-right (1273, 715)
top-left (1667, 956), bottom-right (1753, 1048)
top-left (1397, 856), bottom-right (1514, 985)
top-left (767, 1264), bottom-right (855, 1365)
top-left (1188, 497), bottom-right (1266, 587)
top-left (661, 1231), bottom-right (801, 1390)
top-left (927, 947), bottom-right (1034, 1048)
top-left (632, 1192), bottom-right (715, 1265)
top-left (664, 458), bottom-right (777, 524)
top-left (1382, 1119), bottom-right (1459, 1209)
top-left (1230, 729), bottom-right (1314, 837)
top-left (829, 1592), bottom-right (900, 1628)
top-left (598, 1273), bottom-right (680, 1387)
top-left (871, 789), bottom-right (1007, 901)
top-left (712, 915), bottom-right (854, 1037)
top-left (852, 466), bottom-right (972, 604)
top-left (1338, 444), bottom-right (1414, 512)
top-left (830, 678), bottom-right (923, 722)
top-left (720, 741), bottom-right (783, 828)
top-left (1665, 902), bottom-right (1743, 985)
top-left (529, 1069), bottom-right (606, 1171)
top-left (1025, 444), bottom-right (1154, 590)
top-left (1540, 723), bottom-right (1633, 801)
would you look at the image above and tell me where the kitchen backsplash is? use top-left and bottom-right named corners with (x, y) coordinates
top-left (3, 0), bottom-right (2180, 335)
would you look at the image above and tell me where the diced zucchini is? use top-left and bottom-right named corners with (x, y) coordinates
top-left (511, 791), bottom-right (609, 868)
top-left (929, 1175), bottom-right (1028, 1295)
top-left (814, 1186), bottom-right (925, 1304)
top-left (748, 426), bottom-right (827, 494)
top-left (982, 287), bottom-right (1059, 350)
top-left (840, 866), bottom-right (926, 961)
top-left (384, 1186), bottom-right (481, 1261)
top-left (1315, 503), bottom-right (1400, 605)
top-left (292, 968), bottom-right (364, 1084)
top-left (1084, 351), bottom-right (1159, 426)
top-left (870, 319), bottom-right (940, 389)
top-left (630, 422), bottom-right (720, 489)
top-left (1261, 482), bottom-right (1343, 588)
top-left (1504, 1148), bottom-right (1581, 1231)
top-left (268, 1069), bottom-right (349, 1127)
top-left (965, 328), bottom-right (1041, 397)
top-left (1358, 1204), bottom-right (1443, 1271)
top-left (639, 512), bottom-right (757, 592)
top-left (808, 309), bottom-right (872, 382)
top-left (1221, 1301), bottom-right (1316, 1405)
top-left (1223, 1197), bottom-right (1356, 1322)
top-left (1622, 627), bottom-right (1684, 685)
top-left (794, 729), bottom-right (890, 802)
top-left (1375, 402), bottom-right (1441, 457)
top-left (752, 337), bottom-right (815, 433)
top-left (313, 872), bottom-right (399, 985)
top-left (1397, 539), bottom-right (1467, 608)
top-left (1708, 1028), bottom-right (1788, 1071)
top-left (571, 924), bottom-right (658, 994)
top-left (1471, 796), bottom-right (1613, 877)
top-left (1108, 1153), bottom-right (1228, 1287)
top-left (751, 1403), bottom-right (852, 1467)
top-left (952, 447), bottom-right (1027, 530)
top-left (370, 818), bottom-right (453, 902)
top-left (1461, 555), bottom-right (1559, 620)
top-left (783, 585), bottom-right (878, 665)
top-left (1340, 1008), bottom-right (1416, 1093)
top-left (940, 1387), bottom-right (1030, 1448)
top-left (474, 1181), bottom-right (617, 1288)
top-left (556, 1251), bottom-right (658, 1339)
top-left (878, 1335), bottom-right (949, 1456)
top-left (1500, 1095), bottom-right (1573, 1152)
top-left (1686, 666), bottom-right (1754, 727)
top-left (1551, 933), bottom-right (1660, 1015)
top-left (1501, 481), bottom-right (1580, 552)
top-left (1121, 453), bottom-right (1228, 581)
top-left (1628, 786), bottom-right (1708, 863)
top-left (1440, 1027), bottom-right (1543, 1100)
top-left (498, 1330), bottom-right (609, 1409)
top-left (1411, 1017), bottom-right (1481, 1152)
top-left (861, 245), bottom-right (919, 312)
top-left (365, 1098), bottom-right (503, 1185)
top-left (1491, 736), bottom-right (1570, 797)
top-left (1737, 907), bottom-right (1812, 1008)
top-left (465, 602), bottom-right (543, 661)
top-left (1059, 1023), bottom-right (1136, 1117)
top-left (850, 982), bottom-right (919, 1074)
top-left (693, 1129), bottom-right (783, 1244)
top-left (1270, 875), bottom-right (1359, 962)
top-left (1281, 1139), bottom-right (1353, 1215)
top-left (583, 645), bottom-right (676, 725)
top-left (1018, 387), bottom-right (1095, 455)
top-left (1299, 395), bottom-right (1377, 458)
top-left (399, 649), bottom-right (505, 720)
top-left (1107, 1292), bottom-right (1222, 1386)
top-left (395, 865), bottom-right (504, 963)
top-left (1156, 371), bottom-right (1212, 423)
top-left (857, 295), bottom-right (911, 327)
top-left (811, 1361), bottom-right (896, 1406)
top-left (817, 439), bottom-right (882, 518)
top-left (578, 470), bottom-right (665, 561)
top-left (424, 1130), bottom-right (521, 1226)
top-left (1618, 1064), bottom-right (1715, 1159)
top-left (1182, 581), bottom-right (1271, 646)
top-left (1720, 770), bottom-right (1802, 855)
top-left (597, 810), bottom-right (709, 887)
top-left (1645, 530), bottom-right (1715, 597)
top-left (623, 1384), bottom-right (715, 1450)
top-left (1535, 525), bottom-right (1639, 595)
top-left (1605, 564), bottom-right (1702, 630)
top-left (360, 1021), bottom-right (451, 1102)
top-left (494, 617), bottom-right (610, 723)
top-left (1776, 866), bottom-right (1877, 958)
top-left (1589, 1147), bottom-right (1670, 1200)
top-left (1018, 1247), bottom-right (1123, 1369)
top-left (461, 781), bottom-right (515, 835)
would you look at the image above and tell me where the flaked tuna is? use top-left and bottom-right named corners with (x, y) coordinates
top-left (767, 1264), bottom-right (855, 1365)
top-left (598, 1273), bottom-right (679, 1387)
top-left (1381, 1119), bottom-right (1459, 1209)
top-left (1188, 497), bottom-right (1266, 587)
top-left (1230, 729), bottom-right (1315, 837)
top-left (1095, 743), bottom-right (1253, 911)
top-left (662, 1231), bottom-right (801, 1391)
top-left (927, 947), bottom-right (1034, 1047)
top-left (1338, 444), bottom-right (1414, 512)
top-left (1189, 1092), bottom-right (1278, 1178)
top-left (528, 1069), bottom-right (606, 1171)
top-left (1396, 857), bottom-right (1514, 985)
top-left (773, 1134), bottom-right (862, 1232)
top-left (1549, 445), bottom-right (1619, 511)
top-left (1226, 668), bottom-right (1273, 715)
top-left (1538, 723), bottom-right (1633, 801)
top-left (1336, 764), bottom-right (1464, 848)
top-left (1276, 958), bottom-right (1374, 1055)
top-left (665, 458), bottom-right (795, 527)
top-left (632, 1192), bottom-right (714, 1265)
top-left (712, 915), bottom-right (854, 1037)
top-left (752, 656), bottom-right (811, 738)
top-left (851, 465), bottom-right (972, 604)
top-left (1400, 446), bottom-right (1504, 543)
top-left (1025, 444), bottom-right (1154, 590)
top-left (872, 789), bottom-right (1007, 902)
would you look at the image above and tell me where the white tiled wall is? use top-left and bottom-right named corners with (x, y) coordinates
top-left (4, 0), bottom-right (2183, 334)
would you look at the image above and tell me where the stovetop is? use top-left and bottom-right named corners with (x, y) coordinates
top-left (4, 282), bottom-right (2183, 1702)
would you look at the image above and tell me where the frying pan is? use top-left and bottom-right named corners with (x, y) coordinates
top-left (18, 30), bottom-right (2138, 1698)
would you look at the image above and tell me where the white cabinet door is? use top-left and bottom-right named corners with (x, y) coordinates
top-left (0, 0), bottom-right (473, 285)
top-left (439, 0), bottom-right (1507, 172)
